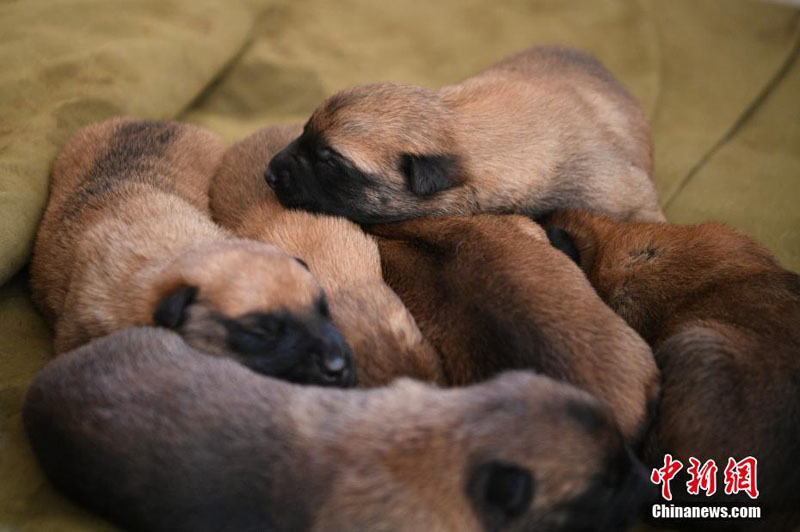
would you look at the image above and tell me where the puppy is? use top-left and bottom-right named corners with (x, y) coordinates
top-left (544, 210), bottom-right (800, 531)
top-left (24, 327), bottom-right (654, 532)
top-left (266, 46), bottom-right (663, 224)
top-left (367, 215), bottom-right (659, 443)
top-left (30, 118), bottom-right (355, 387)
top-left (210, 124), bottom-right (444, 387)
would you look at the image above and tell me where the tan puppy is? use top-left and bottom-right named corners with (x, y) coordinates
top-left (30, 118), bottom-right (355, 387)
top-left (266, 46), bottom-right (663, 224)
top-left (211, 124), bottom-right (444, 387)
top-left (544, 210), bottom-right (800, 531)
top-left (367, 215), bottom-right (659, 443)
top-left (24, 327), bottom-right (654, 532)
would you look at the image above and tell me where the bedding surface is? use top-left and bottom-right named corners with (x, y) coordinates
top-left (0, 0), bottom-right (798, 529)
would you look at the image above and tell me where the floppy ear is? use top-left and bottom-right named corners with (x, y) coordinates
top-left (468, 461), bottom-right (534, 529)
top-left (153, 285), bottom-right (198, 329)
top-left (546, 226), bottom-right (581, 266)
top-left (400, 153), bottom-right (457, 196)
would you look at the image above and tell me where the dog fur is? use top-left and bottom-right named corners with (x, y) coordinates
top-left (367, 214), bottom-right (659, 442)
top-left (30, 118), bottom-right (355, 387)
top-left (24, 327), bottom-right (654, 532)
top-left (544, 210), bottom-right (800, 531)
top-left (266, 46), bottom-right (664, 224)
top-left (210, 124), bottom-right (444, 387)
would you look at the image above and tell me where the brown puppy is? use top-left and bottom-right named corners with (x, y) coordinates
top-left (544, 210), bottom-right (800, 531)
top-left (266, 46), bottom-right (663, 224)
top-left (24, 327), bottom-right (654, 532)
top-left (367, 215), bottom-right (659, 443)
top-left (30, 118), bottom-right (355, 387)
top-left (211, 124), bottom-right (444, 386)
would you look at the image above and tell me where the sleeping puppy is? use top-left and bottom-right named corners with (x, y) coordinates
top-left (367, 215), bottom-right (659, 443)
top-left (30, 118), bottom-right (355, 387)
top-left (266, 46), bottom-right (663, 224)
top-left (24, 327), bottom-right (654, 532)
top-left (210, 124), bottom-right (444, 386)
top-left (544, 210), bottom-right (800, 532)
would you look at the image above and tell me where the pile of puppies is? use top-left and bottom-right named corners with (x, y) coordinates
top-left (22, 46), bottom-right (800, 532)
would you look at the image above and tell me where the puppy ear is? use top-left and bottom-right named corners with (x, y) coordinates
top-left (468, 461), bottom-right (534, 529)
top-left (153, 285), bottom-right (198, 329)
top-left (400, 153), bottom-right (457, 196)
top-left (546, 226), bottom-right (581, 266)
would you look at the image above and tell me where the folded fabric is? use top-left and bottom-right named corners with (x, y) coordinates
top-left (665, 38), bottom-right (800, 272)
top-left (0, 0), bottom-right (251, 285)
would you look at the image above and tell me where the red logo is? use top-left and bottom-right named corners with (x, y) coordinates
top-left (723, 457), bottom-right (759, 500)
top-left (651, 455), bottom-right (759, 500)
top-left (686, 458), bottom-right (718, 496)
top-left (651, 454), bottom-right (683, 501)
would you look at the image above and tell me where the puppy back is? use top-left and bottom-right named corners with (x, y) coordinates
top-left (24, 326), bottom-right (629, 531)
top-left (23, 327), bottom-right (330, 532)
top-left (48, 118), bottom-right (224, 214)
top-left (211, 123), bottom-right (301, 228)
top-left (371, 214), bottom-right (658, 441)
top-left (31, 118), bottom-right (225, 323)
top-left (471, 45), bottom-right (653, 175)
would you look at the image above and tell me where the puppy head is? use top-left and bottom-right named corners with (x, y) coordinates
top-left (542, 210), bottom-right (784, 342)
top-left (151, 240), bottom-right (356, 387)
top-left (460, 378), bottom-right (653, 532)
top-left (266, 83), bottom-right (467, 223)
top-left (321, 373), bottom-right (653, 531)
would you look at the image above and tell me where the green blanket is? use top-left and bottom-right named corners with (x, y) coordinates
top-left (1, 0), bottom-right (798, 529)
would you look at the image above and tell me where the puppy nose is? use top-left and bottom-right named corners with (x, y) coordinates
top-left (608, 445), bottom-right (657, 508)
top-left (265, 159), bottom-right (287, 187)
top-left (265, 168), bottom-right (278, 187)
top-left (314, 327), bottom-right (356, 387)
top-left (316, 350), bottom-right (355, 386)
top-left (265, 151), bottom-right (289, 188)
top-left (321, 351), bottom-right (346, 376)
top-left (265, 164), bottom-right (292, 192)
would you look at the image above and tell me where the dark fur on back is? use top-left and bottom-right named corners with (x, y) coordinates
top-left (30, 118), bottom-right (356, 387)
top-left (544, 210), bottom-right (800, 532)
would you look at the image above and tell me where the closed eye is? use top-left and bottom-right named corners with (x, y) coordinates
top-left (226, 309), bottom-right (302, 357)
top-left (317, 148), bottom-right (341, 168)
top-left (228, 328), bottom-right (273, 355)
